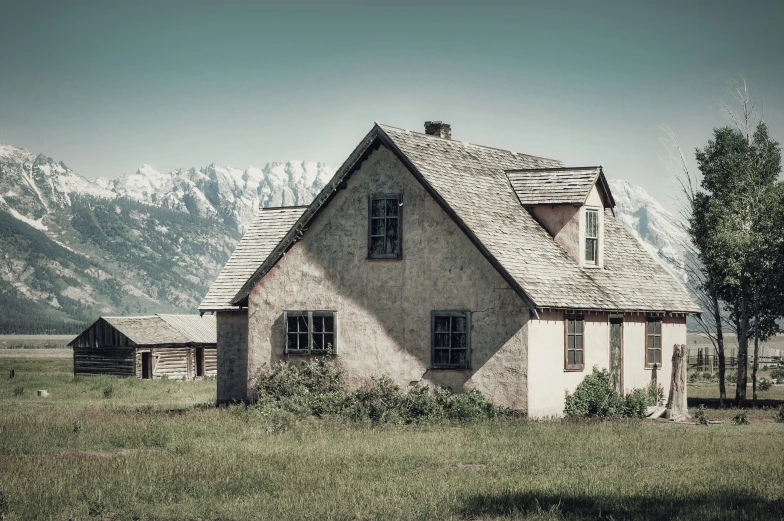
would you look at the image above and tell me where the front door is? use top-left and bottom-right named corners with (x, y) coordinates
top-left (609, 318), bottom-right (623, 394)
top-left (141, 352), bottom-right (152, 379)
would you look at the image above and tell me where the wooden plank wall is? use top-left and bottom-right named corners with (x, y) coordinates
top-left (136, 348), bottom-right (191, 380)
top-left (204, 348), bottom-right (217, 377)
top-left (72, 320), bottom-right (130, 349)
top-left (73, 346), bottom-right (136, 376)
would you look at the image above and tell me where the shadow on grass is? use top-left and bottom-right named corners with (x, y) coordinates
top-left (460, 490), bottom-right (784, 520)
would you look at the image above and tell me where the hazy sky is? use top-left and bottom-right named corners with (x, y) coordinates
top-left (1, 0), bottom-right (782, 207)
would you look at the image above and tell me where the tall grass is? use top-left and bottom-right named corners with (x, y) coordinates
top-left (1, 358), bottom-right (783, 520)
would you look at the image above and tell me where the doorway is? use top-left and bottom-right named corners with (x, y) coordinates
top-left (609, 317), bottom-right (623, 395)
top-left (195, 348), bottom-right (204, 378)
top-left (141, 352), bottom-right (152, 379)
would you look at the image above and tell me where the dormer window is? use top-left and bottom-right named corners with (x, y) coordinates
top-left (585, 208), bottom-right (599, 265)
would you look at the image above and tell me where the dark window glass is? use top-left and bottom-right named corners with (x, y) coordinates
top-left (369, 195), bottom-right (402, 258)
top-left (431, 311), bottom-right (471, 369)
top-left (284, 311), bottom-right (337, 355)
top-left (565, 316), bottom-right (585, 370)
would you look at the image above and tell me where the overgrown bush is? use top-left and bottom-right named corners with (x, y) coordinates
top-left (688, 372), bottom-right (699, 384)
top-left (695, 405), bottom-right (708, 425)
top-left (732, 410), bottom-right (750, 425)
top-left (563, 367), bottom-right (660, 419)
top-left (253, 359), bottom-right (510, 424)
top-left (726, 372), bottom-right (738, 384)
top-left (103, 385), bottom-right (113, 398)
top-left (775, 405), bottom-right (784, 423)
top-left (758, 378), bottom-right (772, 392)
top-left (769, 367), bottom-right (784, 383)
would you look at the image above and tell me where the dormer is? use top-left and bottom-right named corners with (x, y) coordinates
top-left (506, 166), bottom-right (615, 268)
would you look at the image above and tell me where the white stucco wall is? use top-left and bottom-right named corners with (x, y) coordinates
top-left (527, 311), bottom-right (687, 418)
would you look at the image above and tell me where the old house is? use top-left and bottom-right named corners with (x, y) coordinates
top-left (70, 314), bottom-right (217, 379)
top-left (199, 121), bottom-right (700, 417)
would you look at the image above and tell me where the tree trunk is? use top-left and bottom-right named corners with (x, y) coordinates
top-left (735, 299), bottom-right (750, 406)
top-left (712, 292), bottom-right (727, 409)
top-left (666, 344), bottom-right (689, 420)
top-left (752, 317), bottom-right (760, 404)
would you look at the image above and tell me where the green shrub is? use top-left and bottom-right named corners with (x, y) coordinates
top-left (701, 372), bottom-right (713, 381)
top-left (732, 410), bottom-right (750, 425)
top-left (688, 372), bottom-right (699, 384)
top-left (13, 386), bottom-right (24, 396)
top-left (563, 367), bottom-right (659, 419)
top-left (726, 372), bottom-right (737, 384)
top-left (758, 378), bottom-right (772, 392)
top-left (254, 359), bottom-right (510, 424)
top-left (695, 405), bottom-right (708, 425)
top-left (769, 367), bottom-right (784, 384)
top-left (775, 405), bottom-right (784, 423)
top-left (103, 385), bottom-right (113, 398)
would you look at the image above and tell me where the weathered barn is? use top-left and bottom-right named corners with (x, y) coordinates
top-left (201, 121), bottom-right (701, 417)
top-left (70, 314), bottom-right (217, 379)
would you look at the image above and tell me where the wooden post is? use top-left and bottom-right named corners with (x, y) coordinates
top-left (666, 344), bottom-right (689, 420)
top-left (9, 369), bottom-right (13, 379)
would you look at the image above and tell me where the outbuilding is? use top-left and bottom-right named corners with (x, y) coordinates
top-left (69, 314), bottom-right (217, 379)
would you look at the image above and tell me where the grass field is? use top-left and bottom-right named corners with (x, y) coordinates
top-left (1, 358), bottom-right (783, 520)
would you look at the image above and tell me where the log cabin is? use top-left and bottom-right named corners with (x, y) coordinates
top-left (69, 314), bottom-right (217, 379)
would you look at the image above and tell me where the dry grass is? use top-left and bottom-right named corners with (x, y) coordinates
top-left (1, 358), bottom-right (783, 520)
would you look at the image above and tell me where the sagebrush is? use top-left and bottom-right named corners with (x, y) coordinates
top-left (563, 366), bottom-right (662, 419)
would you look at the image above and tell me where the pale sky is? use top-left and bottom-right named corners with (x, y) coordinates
top-left (1, 0), bottom-right (782, 208)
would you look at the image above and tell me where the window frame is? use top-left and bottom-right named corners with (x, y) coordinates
top-left (564, 314), bottom-right (585, 371)
top-left (283, 310), bottom-right (338, 356)
top-left (430, 310), bottom-right (471, 370)
top-left (645, 318), bottom-right (662, 369)
top-left (584, 208), bottom-right (599, 265)
top-left (367, 193), bottom-right (403, 259)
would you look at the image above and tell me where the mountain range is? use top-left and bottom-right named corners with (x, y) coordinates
top-left (0, 142), bottom-right (691, 333)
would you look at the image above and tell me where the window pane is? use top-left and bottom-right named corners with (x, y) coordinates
top-left (575, 320), bottom-right (583, 334)
top-left (648, 335), bottom-right (654, 349)
top-left (324, 334), bottom-right (334, 351)
top-left (371, 199), bottom-right (384, 217)
top-left (287, 317), bottom-right (298, 332)
top-left (568, 350), bottom-right (575, 365)
top-left (654, 350), bottom-right (661, 364)
top-left (647, 349), bottom-right (654, 364)
top-left (656, 321), bottom-right (661, 334)
top-left (450, 349), bottom-right (467, 366)
top-left (435, 316), bottom-right (450, 333)
top-left (297, 333), bottom-right (307, 350)
top-left (452, 333), bottom-right (466, 348)
top-left (324, 316), bottom-right (334, 333)
top-left (435, 333), bottom-right (450, 348)
top-left (371, 218), bottom-right (385, 236)
top-left (287, 334), bottom-right (298, 350)
top-left (567, 320), bottom-right (574, 334)
top-left (313, 333), bottom-right (323, 349)
top-left (453, 316), bottom-right (466, 333)
top-left (654, 336), bottom-right (661, 349)
top-left (385, 199), bottom-right (398, 216)
top-left (586, 210), bottom-right (598, 238)
top-left (385, 219), bottom-right (398, 241)
top-left (370, 237), bottom-right (385, 255)
top-left (575, 335), bottom-right (583, 350)
top-left (575, 350), bottom-right (583, 366)
top-left (585, 239), bottom-right (596, 262)
top-left (313, 316), bottom-right (323, 333)
top-left (434, 349), bottom-right (450, 365)
top-left (568, 335), bottom-right (575, 349)
top-left (297, 315), bottom-right (308, 332)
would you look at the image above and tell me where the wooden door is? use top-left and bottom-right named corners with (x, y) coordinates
top-left (610, 318), bottom-right (623, 394)
top-left (141, 352), bottom-right (152, 379)
top-left (195, 348), bottom-right (204, 377)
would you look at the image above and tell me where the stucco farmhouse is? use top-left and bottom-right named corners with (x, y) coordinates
top-left (200, 121), bottom-right (700, 417)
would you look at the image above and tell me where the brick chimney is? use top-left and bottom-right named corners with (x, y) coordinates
top-left (424, 121), bottom-right (451, 140)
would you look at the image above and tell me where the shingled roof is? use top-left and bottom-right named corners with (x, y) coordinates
top-left (220, 123), bottom-right (700, 315)
top-left (69, 314), bottom-right (216, 347)
top-left (199, 207), bottom-right (307, 311)
top-left (507, 167), bottom-right (615, 207)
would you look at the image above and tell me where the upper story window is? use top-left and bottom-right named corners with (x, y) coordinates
top-left (368, 194), bottom-right (402, 259)
top-left (585, 208), bottom-right (599, 265)
top-left (645, 318), bottom-right (662, 368)
top-left (565, 315), bottom-right (585, 371)
top-left (284, 310), bottom-right (336, 355)
top-left (431, 310), bottom-right (471, 369)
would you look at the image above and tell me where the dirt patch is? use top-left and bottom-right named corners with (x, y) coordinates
top-left (457, 463), bottom-right (487, 471)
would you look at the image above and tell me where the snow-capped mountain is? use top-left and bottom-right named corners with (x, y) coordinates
top-left (608, 179), bottom-right (690, 284)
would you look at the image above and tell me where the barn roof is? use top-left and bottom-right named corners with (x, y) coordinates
top-left (216, 123), bottom-right (700, 315)
top-left (198, 206), bottom-right (307, 311)
top-left (69, 314), bottom-right (216, 347)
